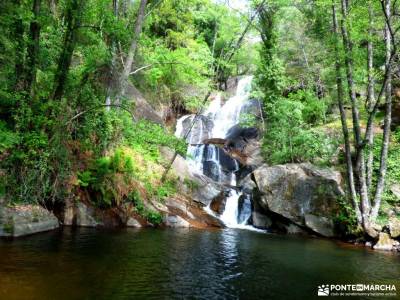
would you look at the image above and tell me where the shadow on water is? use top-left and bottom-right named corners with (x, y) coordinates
top-left (0, 227), bottom-right (399, 300)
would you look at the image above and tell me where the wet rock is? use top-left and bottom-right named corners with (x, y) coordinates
top-left (164, 214), bottom-right (190, 228)
top-left (305, 214), bottom-right (334, 238)
top-left (164, 196), bottom-right (224, 228)
top-left (63, 202), bottom-right (102, 227)
top-left (252, 211), bottom-right (272, 228)
top-left (159, 146), bottom-right (227, 206)
top-left (373, 232), bottom-right (395, 251)
top-left (178, 115), bottom-right (213, 144)
top-left (239, 173), bottom-right (257, 194)
top-left (285, 223), bottom-right (307, 234)
top-left (0, 205), bottom-right (59, 237)
top-left (239, 99), bottom-right (263, 119)
top-left (210, 192), bottom-right (227, 215)
top-left (127, 217), bottom-right (142, 228)
top-left (388, 217), bottom-right (400, 239)
top-left (191, 180), bottom-right (223, 206)
top-left (253, 163), bottom-right (343, 237)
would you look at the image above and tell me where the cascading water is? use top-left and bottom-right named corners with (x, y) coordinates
top-left (175, 76), bottom-right (254, 229)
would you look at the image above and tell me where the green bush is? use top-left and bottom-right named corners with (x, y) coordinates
top-left (77, 149), bottom-right (136, 207)
top-left (262, 94), bottom-right (336, 165)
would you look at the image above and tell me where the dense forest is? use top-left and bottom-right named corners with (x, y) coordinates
top-left (1, 0), bottom-right (399, 242)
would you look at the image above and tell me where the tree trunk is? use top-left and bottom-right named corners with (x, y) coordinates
top-left (13, 0), bottom-right (25, 92)
top-left (52, 0), bottom-right (83, 101)
top-left (366, 0), bottom-right (375, 190)
top-left (48, 0), bottom-right (57, 16)
top-left (371, 0), bottom-right (392, 220)
top-left (340, 0), bottom-right (372, 232)
top-left (106, 0), bottom-right (120, 109)
top-left (332, 1), bottom-right (362, 224)
top-left (119, 0), bottom-right (148, 95)
top-left (26, 0), bottom-right (42, 96)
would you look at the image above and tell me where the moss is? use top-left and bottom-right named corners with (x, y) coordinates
top-left (3, 222), bottom-right (13, 234)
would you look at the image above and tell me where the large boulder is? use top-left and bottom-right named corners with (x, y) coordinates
top-left (124, 84), bottom-right (163, 124)
top-left (0, 205), bottom-right (59, 237)
top-left (253, 163), bottom-right (343, 237)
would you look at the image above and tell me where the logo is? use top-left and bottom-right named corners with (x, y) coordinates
top-left (317, 284), bottom-right (397, 297)
top-left (318, 285), bottom-right (330, 296)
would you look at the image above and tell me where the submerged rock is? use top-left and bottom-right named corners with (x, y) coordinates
top-left (253, 163), bottom-right (343, 237)
top-left (0, 205), bottom-right (59, 237)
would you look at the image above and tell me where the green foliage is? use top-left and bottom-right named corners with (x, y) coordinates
top-left (122, 117), bottom-right (187, 159)
top-left (373, 130), bottom-right (400, 205)
top-left (129, 192), bottom-right (163, 225)
top-left (77, 149), bottom-right (135, 207)
top-left (334, 196), bottom-right (359, 236)
top-left (0, 121), bottom-right (19, 153)
top-left (261, 93), bottom-right (336, 165)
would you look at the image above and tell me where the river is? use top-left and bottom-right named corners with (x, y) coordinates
top-left (0, 227), bottom-right (398, 299)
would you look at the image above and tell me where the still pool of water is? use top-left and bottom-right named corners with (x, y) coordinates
top-left (0, 228), bottom-right (399, 299)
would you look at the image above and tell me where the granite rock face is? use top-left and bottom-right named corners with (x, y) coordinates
top-left (0, 205), bottom-right (59, 237)
top-left (253, 163), bottom-right (343, 237)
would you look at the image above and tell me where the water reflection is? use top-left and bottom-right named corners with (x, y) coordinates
top-left (0, 228), bottom-right (399, 300)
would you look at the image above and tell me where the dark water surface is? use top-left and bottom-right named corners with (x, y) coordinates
top-left (0, 227), bottom-right (399, 300)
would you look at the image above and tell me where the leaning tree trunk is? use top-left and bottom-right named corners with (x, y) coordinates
top-left (52, 0), bottom-right (83, 101)
top-left (331, 1), bottom-right (362, 224)
top-left (371, 0), bottom-right (393, 220)
top-left (119, 0), bottom-right (148, 96)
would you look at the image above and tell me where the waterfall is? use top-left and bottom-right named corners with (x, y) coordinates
top-left (175, 76), bottom-right (254, 228)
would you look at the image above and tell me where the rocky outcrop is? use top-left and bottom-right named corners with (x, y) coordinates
top-left (163, 196), bottom-right (223, 228)
top-left (252, 163), bottom-right (343, 237)
top-left (176, 115), bottom-right (213, 144)
top-left (124, 83), bottom-right (163, 124)
top-left (251, 211), bottom-right (272, 228)
top-left (0, 205), bottom-right (59, 237)
top-left (63, 201), bottom-right (103, 227)
top-left (209, 192), bottom-right (227, 215)
top-left (159, 146), bottom-right (226, 206)
top-left (388, 217), bottom-right (400, 239)
top-left (373, 232), bottom-right (398, 251)
top-left (164, 214), bottom-right (190, 228)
